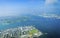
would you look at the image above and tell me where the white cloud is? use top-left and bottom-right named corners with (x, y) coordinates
top-left (38, 14), bottom-right (60, 19)
top-left (45, 0), bottom-right (58, 5)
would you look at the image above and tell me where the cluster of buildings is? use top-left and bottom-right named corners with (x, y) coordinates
top-left (0, 26), bottom-right (43, 38)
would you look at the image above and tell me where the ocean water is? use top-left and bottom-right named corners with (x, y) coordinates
top-left (0, 14), bottom-right (60, 38)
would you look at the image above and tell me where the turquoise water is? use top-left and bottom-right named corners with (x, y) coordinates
top-left (0, 14), bottom-right (60, 38)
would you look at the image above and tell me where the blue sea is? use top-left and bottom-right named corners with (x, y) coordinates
top-left (0, 14), bottom-right (60, 38)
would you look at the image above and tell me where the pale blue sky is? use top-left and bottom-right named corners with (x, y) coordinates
top-left (0, 0), bottom-right (60, 17)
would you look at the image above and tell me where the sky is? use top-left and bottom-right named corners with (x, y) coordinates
top-left (0, 0), bottom-right (60, 17)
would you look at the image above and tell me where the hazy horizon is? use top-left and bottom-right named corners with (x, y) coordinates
top-left (0, 0), bottom-right (60, 17)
